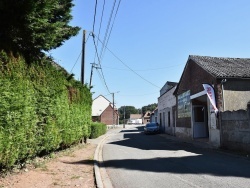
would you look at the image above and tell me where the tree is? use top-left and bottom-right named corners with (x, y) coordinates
top-left (142, 103), bottom-right (157, 115)
top-left (118, 106), bottom-right (139, 124)
top-left (0, 0), bottom-right (80, 61)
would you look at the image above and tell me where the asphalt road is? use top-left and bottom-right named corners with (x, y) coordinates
top-left (102, 125), bottom-right (250, 188)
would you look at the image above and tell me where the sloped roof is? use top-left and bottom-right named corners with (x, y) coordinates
top-left (189, 55), bottom-right (250, 78)
top-left (92, 95), bottom-right (112, 116)
top-left (160, 81), bottom-right (178, 96)
top-left (130, 114), bottom-right (142, 119)
top-left (143, 111), bottom-right (151, 118)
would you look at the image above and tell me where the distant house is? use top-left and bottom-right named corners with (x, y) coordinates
top-left (92, 95), bottom-right (119, 125)
top-left (150, 108), bottom-right (158, 123)
top-left (174, 55), bottom-right (250, 149)
top-left (128, 114), bottom-right (142, 124)
top-left (143, 111), bottom-right (151, 124)
top-left (158, 81), bottom-right (178, 135)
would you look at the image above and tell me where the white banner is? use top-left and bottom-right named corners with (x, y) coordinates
top-left (202, 84), bottom-right (218, 113)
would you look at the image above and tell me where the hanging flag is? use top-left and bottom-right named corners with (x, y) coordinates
top-left (202, 84), bottom-right (218, 113)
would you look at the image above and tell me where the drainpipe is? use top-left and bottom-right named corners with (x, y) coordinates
top-left (220, 79), bottom-right (227, 148)
top-left (221, 79), bottom-right (227, 111)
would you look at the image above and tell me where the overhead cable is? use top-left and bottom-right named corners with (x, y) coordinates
top-left (118, 91), bottom-right (159, 96)
top-left (102, 63), bottom-right (185, 71)
top-left (94, 0), bottom-right (106, 63)
top-left (93, 33), bottom-right (161, 89)
top-left (92, 33), bottom-right (111, 93)
top-left (70, 32), bottom-right (91, 73)
top-left (96, 68), bottom-right (111, 94)
top-left (92, 0), bottom-right (98, 33)
top-left (101, 0), bottom-right (122, 59)
top-left (99, 0), bottom-right (117, 60)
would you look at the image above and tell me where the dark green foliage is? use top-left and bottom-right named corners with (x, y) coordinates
top-left (118, 106), bottom-right (139, 121)
top-left (142, 103), bottom-right (157, 115)
top-left (0, 55), bottom-right (92, 169)
top-left (118, 106), bottom-right (141, 124)
top-left (89, 122), bottom-right (107, 139)
top-left (0, 0), bottom-right (80, 62)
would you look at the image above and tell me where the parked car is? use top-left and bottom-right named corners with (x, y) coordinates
top-left (144, 122), bottom-right (160, 134)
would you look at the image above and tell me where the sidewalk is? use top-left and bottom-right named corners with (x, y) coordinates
top-left (158, 133), bottom-right (250, 160)
top-left (158, 133), bottom-right (213, 149)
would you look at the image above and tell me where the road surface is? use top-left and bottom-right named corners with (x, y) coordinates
top-left (102, 125), bottom-right (250, 188)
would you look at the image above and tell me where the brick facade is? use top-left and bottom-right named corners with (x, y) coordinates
top-left (174, 55), bottom-right (250, 147)
top-left (176, 60), bottom-right (217, 96)
top-left (176, 60), bottom-right (217, 128)
top-left (100, 105), bottom-right (119, 125)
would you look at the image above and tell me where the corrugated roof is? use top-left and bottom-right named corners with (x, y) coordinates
top-left (189, 55), bottom-right (250, 78)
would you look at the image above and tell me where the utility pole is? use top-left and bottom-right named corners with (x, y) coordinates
top-left (112, 93), bottom-right (115, 127)
top-left (123, 106), bottom-right (126, 128)
top-left (89, 63), bottom-right (100, 87)
top-left (81, 30), bottom-right (86, 85)
top-left (111, 91), bottom-right (119, 128)
top-left (80, 30), bottom-right (86, 144)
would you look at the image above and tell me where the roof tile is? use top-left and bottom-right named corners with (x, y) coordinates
top-left (189, 55), bottom-right (250, 78)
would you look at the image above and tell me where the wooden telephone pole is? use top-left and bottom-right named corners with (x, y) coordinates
top-left (89, 63), bottom-right (100, 87)
top-left (81, 30), bottom-right (86, 85)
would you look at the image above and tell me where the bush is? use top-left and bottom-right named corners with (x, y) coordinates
top-left (89, 122), bottom-right (107, 139)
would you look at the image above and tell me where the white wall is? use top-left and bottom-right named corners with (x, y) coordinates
top-left (158, 86), bottom-right (177, 134)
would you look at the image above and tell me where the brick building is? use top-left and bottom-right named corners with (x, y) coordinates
top-left (92, 95), bottom-right (119, 125)
top-left (174, 55), bottom-right (250, 147)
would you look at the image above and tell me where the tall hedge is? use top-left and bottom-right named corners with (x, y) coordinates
top-left (89, 122), bottom-right (107, 139)
top-left (0, 52), bottom-right (92, 168)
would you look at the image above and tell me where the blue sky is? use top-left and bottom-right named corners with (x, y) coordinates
top-left (50, 0), bottom-right (250, 109)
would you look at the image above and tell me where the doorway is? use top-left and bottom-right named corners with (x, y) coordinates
top-left (193, 105), bottom-right (208, 138)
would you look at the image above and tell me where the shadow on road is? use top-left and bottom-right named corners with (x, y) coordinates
top-left (66, 126), bottom-right (250, 179)
top-left (100, 126), bottom-right (250, 178)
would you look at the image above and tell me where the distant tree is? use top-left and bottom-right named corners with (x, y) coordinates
top-left (0, 0), bottom-right (80, 62)
top-left (142, 103), bottom-right (157, 115)
top-left (118, 106), bottom-right (139, 123)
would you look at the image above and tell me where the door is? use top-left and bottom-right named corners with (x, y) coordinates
top-left (193, 106), bottom-right (208, 138)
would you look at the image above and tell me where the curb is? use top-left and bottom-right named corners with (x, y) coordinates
top-left (94, 134), bottom-right (113, 188)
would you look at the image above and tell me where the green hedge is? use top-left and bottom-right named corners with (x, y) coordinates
top-left (0, 52), bottom-right (92, 169)
top-left (89, 122), bottom-right (107, 139)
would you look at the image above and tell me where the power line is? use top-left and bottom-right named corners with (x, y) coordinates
top-left (101, 0), bottom-right (122, 59)
top-left (70, 51), bottom-right (82, 73)
top-left (96, 68), bottom-right (111, 94)
top-left (92, 33), bottom-right (111, 93)
top-left (118, 91), bottom-right (159, 97)
top-left (99, 0), bottom-right (117, 60)
top-left (70, 32), bottom-right (91, 73)
top-left (94, 0), bottom-right (106, 63)
top-left (92, 0), bottom-right (98, 33)
top-left (102, 63), bottom-right (185, 71)
top-left (93, 33), bottom-right (161, 89)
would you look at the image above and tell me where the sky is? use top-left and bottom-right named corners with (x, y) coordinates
top-left (50, 0), bottom-right (250, 109)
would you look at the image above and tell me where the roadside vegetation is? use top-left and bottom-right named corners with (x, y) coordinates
top-left (0, 53), bottom-right (92, 170)
top-left (0, 1), bottom-right (107, 171)
top-left (89, 122), bottom-right (107, 139)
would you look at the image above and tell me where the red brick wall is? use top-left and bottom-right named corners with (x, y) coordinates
top-left (100, 105), bottom-right (119, 125)
top-left (176, 60), bottom-right (218, 128)
top-left (177, 60), bottom-right (217, 95)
